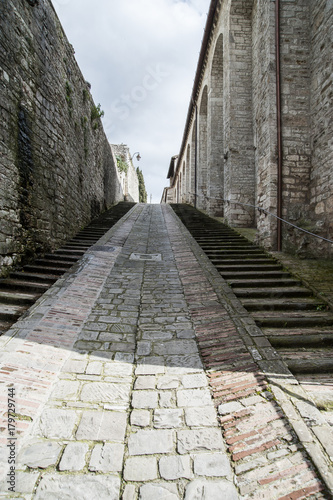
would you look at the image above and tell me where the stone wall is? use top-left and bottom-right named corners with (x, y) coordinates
top-left (165, 0), bottom-right (333, 259)
top-left (0, 0), bottom-right (124, 276)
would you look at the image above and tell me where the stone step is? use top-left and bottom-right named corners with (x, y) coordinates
top-left (230, 278), bottom-right (301, 288)
top-left (0, 279), bottom-right (50, 293)
top-left (211, 258), bottom-right (273, 265)
top-left (241, 297), bottom-right (325, 311)
top-left (279, 348), bottom-right (333, 374)
top-left (0, 303), bottom-right (27, 321)
top-left (43, 253), bottom-right (79, 262)
top-left (254, 312), bottom-right (333, 328)
top-left (234, 287), bottom-right (312, 298)
top-left (23, 265), bottom-right (66, 275)
top-left (0, 290), bottom-right (38, 305)
top-left (34, 258), bottom-right (74, 268)
top-left (221, 271), bottom-right (291, 280)
top-left (216, 264), bottom-right (283, 272)
top-left (10, 272), bottom-right (58, 284)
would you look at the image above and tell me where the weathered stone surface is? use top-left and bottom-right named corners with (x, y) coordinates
top-left (80, 382), bottom-right (131, 406)
top-left (177, 429), bottom-right (224, 454)
top-left (185, 407), bottom-right (218, 427)
top-left (184, 479), bottom-right (238, 500)
top-left (131, 409), bottom-right (151, 427)
top-left (59, 442), bottom-right (89, 471)
top-left (159, 455), bottom-right (193, 480)
top-left (35, 474), bottom-right (120, 500)
top-left (193, 453), bottom-right (232, 477)
top-left (132, 390), bottom-right (158, 409)
top-left (19, 441), bottom-right (63, 469)
top-left (124, 456), bottom-right (158, 481)
top-left (128, 429), bottom-right (175, 455)
top-left (36, 408), bottom-right (78, 439)
top-left (76, 411), bottom-right (127, 441)
top-left (177, 389), bottom-right (212, 407)
top-left (89, 443), bottom-right (124, 472)
top-left (139, 483), bottom-right (179, 500)
top-left (154, 409), bottom-right (183, 428)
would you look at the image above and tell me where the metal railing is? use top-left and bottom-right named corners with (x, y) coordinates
top-left (184, 193), bottom-right (333, 244)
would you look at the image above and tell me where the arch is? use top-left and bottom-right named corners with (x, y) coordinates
top-left (198, 86), bottom-right (208, 210)
top-left (209, 33), bottom-right (224, 215)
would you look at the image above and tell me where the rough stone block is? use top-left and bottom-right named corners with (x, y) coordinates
top-left (124, 456), bottom-right (158, 481)
top-left (154, 409), bottom-right (183, 428)
top-left (89, 443), bottom-right (124, 472)
top-left (193, 453), bottom-right (232, 477)
top-left (159, 454), bottom-right (192, 480)
top-left (177, 429), bottom-right (224, 454)
top-left (128, 429), bottom-right (175, 455)
top-left (35, 474), bottom-right (120, 500)
top-left (76, 411), bottom-right (127, 441)
top-left (59, 442), bottom-right (89, 471)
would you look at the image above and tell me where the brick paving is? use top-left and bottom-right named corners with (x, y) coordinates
top-left (0, 204), bottom-right (331, 499)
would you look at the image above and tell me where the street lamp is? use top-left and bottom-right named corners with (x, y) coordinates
top-left (130, 152), bottom-right (141, 162)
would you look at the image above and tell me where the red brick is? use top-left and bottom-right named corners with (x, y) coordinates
top-left (277, 482), bottom-right (325, 500)
top-left (232, 439), bottom-right (280, 461)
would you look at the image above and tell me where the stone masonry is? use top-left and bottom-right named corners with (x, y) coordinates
top-left (0, 0), bottom-right (128, 277)
top-left (164, 0), bottom-right (333, 259)
top-left (0, 204), bottom-right (331, 499)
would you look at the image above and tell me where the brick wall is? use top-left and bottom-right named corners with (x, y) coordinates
top-left (0, 0), bottom-right (124, 276)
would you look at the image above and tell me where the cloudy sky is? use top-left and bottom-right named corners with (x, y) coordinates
top-left (53, 0), bottom-right (210, 203)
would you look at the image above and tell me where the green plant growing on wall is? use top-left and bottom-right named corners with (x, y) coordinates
top-left (83, 88), bottom-right (89, 103)
top-left (116, 155), bottom-right (129, 174)
top-left (65, 81), bottom-right (73, 116)
top-left (136, 167), bottom-right (147, 203)
top-left (91, 103), bottom-right (104, 129)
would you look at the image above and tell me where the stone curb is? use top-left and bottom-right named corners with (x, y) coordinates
top-left (167, 205), bottom-right (333, 496)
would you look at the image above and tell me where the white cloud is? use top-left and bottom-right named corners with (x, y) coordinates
top-left (53, 0), bottom-right (209, 202)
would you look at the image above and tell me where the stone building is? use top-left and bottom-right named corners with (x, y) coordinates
top-left (162, 0), bottom-right (333, 259)
top-left (111, 145), bottom-right (140, 203)
top-left (0, 0), bottom-right (130, 276)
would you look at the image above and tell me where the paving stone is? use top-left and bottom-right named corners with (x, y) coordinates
top-left (62, 358), bottom-right (88, 373)
top-left (36, 408), bottom-right (78, 439)
top-left (134, 376), bottom-right (156, 390)
top-left (136, 356), bottom-right (165, 375)
top-left (128, 429), bottom-right (175, 455)
top-left (76, 411), bottom-right (127, 441)
top-left (123, 484), bottom-right (137, 500)
top-left (153, 340), bottom-right (198, 355)
top-left (137, 341), bottom-right (152, 355)
top-left (19, 441), bottom-right (63, 469)
top-left (156, 375), bottom-right (180, 390)
top-left (154, 408), bottom-right (183, 428)
top-left (124, 456), bottom-right (158, 481)
top-left (185, 407), bottom-right (218, 427)
top-left (86, 361), bottom-right (103, 375)
top-left (89, 443), bottom-right (124, 472)
top-left (218, 401), bottom-right (244, 415)
top-left (177, 389), bottom-right (212, 407)
top-left (177, 429), bottom-right (224, 454)
top-left (184, 479), bottom-right (239, 500)
top-left (181, 373), bottom-right (207, 389)
top-left (59, 442), bottom-right (89, 471)
top-left (131, 409), bottom-right (151, 427)
top-left (139, 483), bottom-right (180, 500)
top-left (50, 380), bottom-right (80, 400)
top-left (0, 471), bottom-right (40, 494)
top-left (193, 453), bottom-right (232, 477)
top-left (80, 382), bottom-right (131, 406)
top-left (159, 390), bottom-right (176, 408)
top-left (35, 474), bottom-right (120, 500)
top-left (132, 390), bottom-right (158, 409)
top-left (159, 454), bottom-right (193, 480)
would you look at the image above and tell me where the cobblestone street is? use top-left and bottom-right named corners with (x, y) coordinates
top-left (0, 204), bottom-right (331, 499)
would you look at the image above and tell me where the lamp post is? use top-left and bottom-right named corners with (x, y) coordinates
top-left (130, 152), bottom-right (141, 162)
